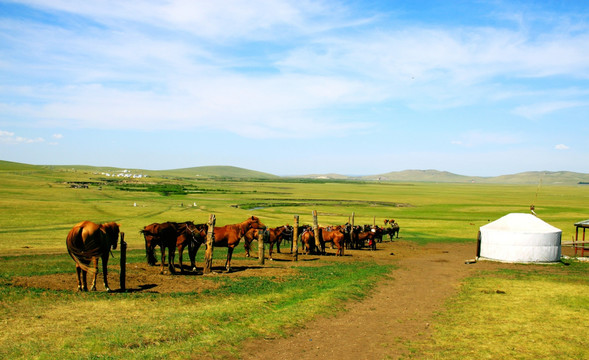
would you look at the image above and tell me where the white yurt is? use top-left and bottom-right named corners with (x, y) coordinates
top-left (478, 213), bottom-right (562, 263)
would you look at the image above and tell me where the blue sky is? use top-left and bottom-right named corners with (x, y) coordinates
top-left (1, 0), bottom-right (588, 176)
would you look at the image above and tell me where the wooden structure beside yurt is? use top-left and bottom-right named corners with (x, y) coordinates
top-left (477, 213), bottom-right (562, 263)
top-left (562, 219), bottom-right (589, 257)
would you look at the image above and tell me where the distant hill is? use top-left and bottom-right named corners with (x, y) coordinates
top-left (149, 166), bottom-right (279, 179)
top-left (1, 160), bottom-right (588, 184)
top-left (0, 161), bottom-right (277, 180)
top-left (361, 169), bottom-right (472, 183)
top-left (298, 170), bottom-right (589, 185)
top-left (293, 173), bottom-right (352, 180)
top-left (0, 160), bottom-right (42, 171)
top-left (479, 171), bottom-right (589, 185)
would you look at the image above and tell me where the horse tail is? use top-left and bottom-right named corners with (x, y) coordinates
top-left (66, 225), bottom-right (97, 274)
top-left (140, 229), bottom-right (157, 265)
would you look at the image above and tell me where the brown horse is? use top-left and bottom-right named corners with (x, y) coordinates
top-left (268, 225), bottom-right (291, 259)
top-left (301, 226), bottom-right (322, 254)
top-left (141, 222), bottom-right (162, 266)
top-left (243, 225), bottom-right (291, 260)
top-left (383, 220), bottom-right (400, 240)
top-left (320, 226), bottom-right (345, 256)
top-left (352, 226), bottom-right (376, 250)
top-left (141, 221), bottom-right (208, 274)
top-left (243, 227), bottom-right (259, 258)
top-left (175, 222), bottom-right (208, 273)
top-left (193, 216), bottom-right (265, 271)
top-left (66, 221), bottom-right (120, 292)
top-left (140, 221), bottom-right (178, 274)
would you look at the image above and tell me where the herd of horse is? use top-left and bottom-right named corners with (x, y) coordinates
top-left (65, 217), bottom-right (400, 292)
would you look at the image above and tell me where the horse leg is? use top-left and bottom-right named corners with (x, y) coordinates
top-left (178, 245), bottom-right (184, 274)
top-left (244, 238), bottom-right (251, 257)
top-left (82, 269), bottom-right (89, 292)
top-left (75, 265), bottom-right (84, 291)
top-left (188, 242), bottom-right (195, 271)
top-left (90, 257), bottom-right (98, 291)
top-left (102, 254), bottom-right (111, 292)
top-left (269, 242), bottom-right (274, 260)
top-left (225, 247), bottom-right (234, 271)
top-left (160, 246), bottom-right (166, 274)
top-left (190, 243), bottom-right (201, 272)
top-left (168, 247), bottom-right (176, 274)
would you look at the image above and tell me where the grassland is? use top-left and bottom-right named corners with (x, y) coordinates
top-left (0, 163), bottom-right (588, 359)
top-left (2, 164), bottom-right (588, 253)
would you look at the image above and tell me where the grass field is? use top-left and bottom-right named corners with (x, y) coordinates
top-left (0, 165), bottom-right (588, 359)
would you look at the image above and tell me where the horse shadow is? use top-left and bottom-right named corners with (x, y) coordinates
top-left (115, 284), bottom-right (158, 293)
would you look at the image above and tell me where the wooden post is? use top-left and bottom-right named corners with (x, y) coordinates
top-left (203, 214), bottom-right (216, 274)
top-left (292, 215), bottom-right (299, 261)
top-left (258, 229), bottom-right (266, 265)
top-left (119, 232), bottom-right (126, 292)
top-left (312, 210), bottom-right (322, 254)
top-left (350, 212), bottom-right (355, 249)
top-left (373, 216), bottom-right (376, 228)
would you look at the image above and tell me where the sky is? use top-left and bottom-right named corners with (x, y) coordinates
top-left (1, 0), bottom-right (588, 176)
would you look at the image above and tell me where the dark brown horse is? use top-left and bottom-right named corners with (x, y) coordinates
top-left (141, 221), bottom-right (208, 274)
top-left (141, 222), bottom-right (162, 266)
top-left (351, 226), bottom-right (376, 250)
top-left (175, 222), bottom-right (208, 273)
top-left (66, 221), bottom-right (120, 292)
top-left (140, 221), bottom-right (178, 274)
top-left (383, 220), bottom-right (400, 240)
top-left (193, 216), bottom-right (266, 271)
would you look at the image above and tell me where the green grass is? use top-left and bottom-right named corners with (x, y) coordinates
top-left (2, 169), bottom-right (587, 253)
top-left (0, 253), bottom-right (391, 360)
top-left (1, 166), bottom-right (589, 359)
top-left (417, 260), bottom-right (589, 359)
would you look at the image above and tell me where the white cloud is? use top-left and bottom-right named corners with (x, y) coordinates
top-left (513, 101), bottom-right (587, 119)
top-left (555, 144), bottom-right (570, 150)
top-left (0, 130), bottom-right (44, 144)
top-left (3, 1), bottom-right (589, 139)
top-left (52, 134), bottom-right (63, 139)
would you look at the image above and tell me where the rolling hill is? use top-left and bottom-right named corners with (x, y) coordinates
top-left (1, 160), bottom-right (587, 184)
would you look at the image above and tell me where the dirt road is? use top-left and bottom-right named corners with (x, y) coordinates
top-left (238, 240), bottom-right (480, 360)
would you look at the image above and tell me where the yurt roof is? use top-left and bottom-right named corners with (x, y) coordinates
top-left (480, 213), bottom-right (561, 233)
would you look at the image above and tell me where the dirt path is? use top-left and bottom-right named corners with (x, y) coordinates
top-left (238, 241), bottom-right (481, 360)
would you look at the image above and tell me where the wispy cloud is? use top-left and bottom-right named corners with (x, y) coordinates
top-left (512, 101), bottom-right (587, 119)
top-left (555, 144), bottom-right (570, 150)
top-left (0, 130), bottom-right (44, 144)
top-left (2, 1), bottom-right (589, 138)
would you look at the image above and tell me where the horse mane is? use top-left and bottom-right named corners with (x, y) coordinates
top-left (234, 216), bottom-right (260, 238)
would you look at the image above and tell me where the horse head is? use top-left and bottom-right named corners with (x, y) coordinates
top-left (102, 222), bottom-right (120, 250)
top-left (248, 216), bottom-right (266, 230)
top-left (187, 222), bottom-right (208, 245)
